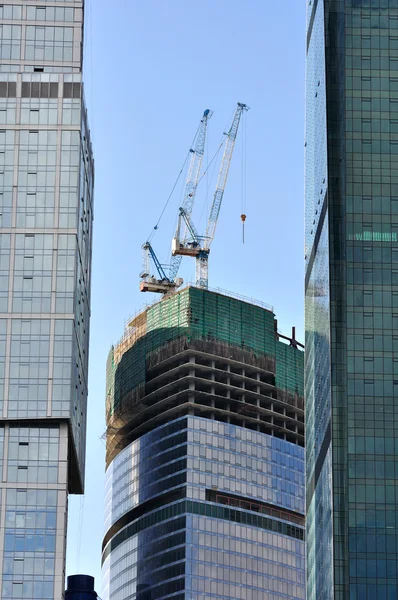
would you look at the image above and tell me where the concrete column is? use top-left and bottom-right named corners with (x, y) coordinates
top-left (189, 355), bottom-right (195, 386)
top-left (210, 359), bottom-right (215, 396)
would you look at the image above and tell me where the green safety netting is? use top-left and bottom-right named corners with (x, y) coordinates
top-left (107, 288), bottom-right (303, 418)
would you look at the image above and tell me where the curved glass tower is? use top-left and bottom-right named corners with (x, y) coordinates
top-left (102, 287), bottom-right (305, 600)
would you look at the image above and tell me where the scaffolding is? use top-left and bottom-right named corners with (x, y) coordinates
top-left (106, 286), bottom-right (304, 422)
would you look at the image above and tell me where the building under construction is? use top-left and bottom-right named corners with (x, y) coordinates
top-left (102, 286), bottom-right (305, 600)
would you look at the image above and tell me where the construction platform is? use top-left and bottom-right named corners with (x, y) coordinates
top-left (105, 286), bottom-right (304, 466)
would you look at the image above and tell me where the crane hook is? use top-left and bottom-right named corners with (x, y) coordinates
top-left (241, 214), bottom-right (246, 244)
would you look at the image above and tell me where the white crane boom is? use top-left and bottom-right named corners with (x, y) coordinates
top-left (205, 103), bottom-right (249, 249)
top-left (170, 109), bottom-right (212, 280)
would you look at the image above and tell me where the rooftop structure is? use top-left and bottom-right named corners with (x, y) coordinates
top-left (65, 575), bottom-right (99, 600)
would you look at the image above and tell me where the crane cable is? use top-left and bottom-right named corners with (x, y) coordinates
top-left (197, 138), bottom-right (224, 228)
top-left (197, 138), bottom-right (225, 189)
top-left (241, 110), bottom-right (247, 243)
top-left (147, 122), bottom-right (202, 242)
top-left (205, 121), bottom-right (209, 229)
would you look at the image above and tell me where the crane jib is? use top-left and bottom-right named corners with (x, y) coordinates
top-left (140, 103), bottom-right (248, 294)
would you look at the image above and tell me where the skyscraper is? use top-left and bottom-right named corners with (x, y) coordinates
top-left (305, 1), bottom-right (398, 598)
top-left (102, 286), bottom-right (305, 600)
top-left (0, 2), bottom-right (93, 599)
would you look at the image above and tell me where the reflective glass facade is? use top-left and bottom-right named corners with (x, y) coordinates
top-left (0, 1), bottom-right (93, 599)
top-left (305, 1), bottom-right (398, 598)
top-left (102, 416), bottom-right (305, 600)
top-left (103, 289), bottom-right (305, 599)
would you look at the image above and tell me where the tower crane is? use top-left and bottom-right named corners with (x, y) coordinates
top-left (140, 109), bottom-right (213, 294)
top-left (172, 102), bottom-right (249, 288)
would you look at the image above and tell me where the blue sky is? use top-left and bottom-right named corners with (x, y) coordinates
top-left (66, 0), bottom-right (306, 590)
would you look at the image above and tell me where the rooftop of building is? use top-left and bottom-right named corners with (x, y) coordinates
top-left (105, 286), bottom-right (304, 464)
top-left (114, 284), bottom-right (302, 362)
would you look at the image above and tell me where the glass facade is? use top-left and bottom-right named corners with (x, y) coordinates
top-left (305, 0), bottom-right (398, 598)
top-left (0, 1), bottom-right (93, 599)
top-left (102, 416), bottom-right (305, 600)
